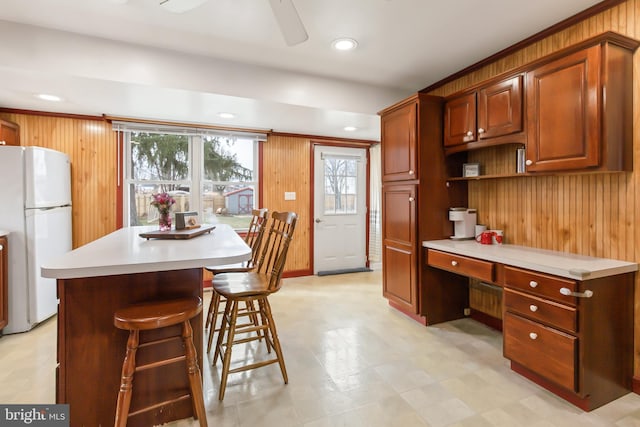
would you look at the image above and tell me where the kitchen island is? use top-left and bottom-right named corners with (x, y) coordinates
top-left (42, 224), bottom-right (251, 426)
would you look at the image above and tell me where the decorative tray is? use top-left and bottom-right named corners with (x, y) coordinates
top-left (139, 224), bottom-right (216, 240)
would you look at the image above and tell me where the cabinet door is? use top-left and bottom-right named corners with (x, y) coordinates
top-left (444, 92), bottom-right (476, 147)
top-left (478, 75), bottom-right (523, 140)
top-left (0, 120), bottom-right (20, 147)
top-left (525, 45), bottom-right (600, 172)
top-left (0, 236), bottom-right (7, 331)
top-left (382, 184), bottom-right (417, 313)
top-left (381, 101), bottom-right (417, 181)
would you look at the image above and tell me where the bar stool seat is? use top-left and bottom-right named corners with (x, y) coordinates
top-left (113, 296), bottom-right (208, 427)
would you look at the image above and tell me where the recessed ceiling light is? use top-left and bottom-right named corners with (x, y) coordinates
top-left (343, 126), bottom-right (357, 132)
top-left (36, 93), bottom-right (62, 102)
top-left (332, 38), bottom-right (358, 51)
top-left (217, 112), bottom-right (235, 119)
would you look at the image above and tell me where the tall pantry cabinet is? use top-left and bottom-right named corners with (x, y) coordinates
top-left (380, 94), bottom-right (468, 324)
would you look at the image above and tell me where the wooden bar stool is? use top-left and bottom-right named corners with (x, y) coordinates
top-left (212, 211), bottom-right (297, 400)
top-left (204, 208), bottom-right (269, 354)
top-left (113, 296), bottom-right (208, 427)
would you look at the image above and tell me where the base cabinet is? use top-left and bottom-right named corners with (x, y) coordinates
top-left (502, 266), bottom-right (634, 411)
top-left (382, 184), bottom-right (417, 312)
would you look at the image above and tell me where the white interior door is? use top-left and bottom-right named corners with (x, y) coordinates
top-left (313, 146), bottom-right (367, 274)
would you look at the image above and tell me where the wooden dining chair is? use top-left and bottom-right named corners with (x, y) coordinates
top-left (204, 208), bottom-right (268, 354)
top-left (211, 211), bottom-right (297, 400)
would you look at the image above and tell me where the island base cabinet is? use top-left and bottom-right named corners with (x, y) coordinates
top-left (56, 268), bottom-right (203, 427)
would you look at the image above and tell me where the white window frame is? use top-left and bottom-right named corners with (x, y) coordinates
top-left (118, 123), bottom-right (263, 230)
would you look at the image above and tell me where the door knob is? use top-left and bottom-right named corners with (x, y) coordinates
top-left (315, 218), bottom-right (322, 223)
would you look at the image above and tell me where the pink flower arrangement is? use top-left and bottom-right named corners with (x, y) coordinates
top-left (150, 192), bottom-right (176, 214)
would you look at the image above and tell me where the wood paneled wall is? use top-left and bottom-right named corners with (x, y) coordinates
top-left (428, 0), bottom-right (640, 375)
top-left (0, 112), bottom-right (117, 248)
top-left (261, 135), bottom-right (312, 273)
top-left (0, 113), bottom-right (314, 273)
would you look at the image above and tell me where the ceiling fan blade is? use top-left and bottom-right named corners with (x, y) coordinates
top-left (268, 0), bottom-right (308, 46)
top-left (159, 0), bottom-right (208, 13)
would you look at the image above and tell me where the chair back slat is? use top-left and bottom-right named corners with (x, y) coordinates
top-left (256, 211), bottom-right (297, 290)
top-left (244, 208), bottom-right (269, 268)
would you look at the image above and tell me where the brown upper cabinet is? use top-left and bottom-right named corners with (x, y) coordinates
top-left (444, 75), bottom-right (524, 151)
top-left (381, 100), bottom-right (418, 182)
top-left (442, 32), bottom-right (638, 176)
top-left (0, 119), bottom-right (19, 147)
top-left (525, 36), bottom-right (636, 172)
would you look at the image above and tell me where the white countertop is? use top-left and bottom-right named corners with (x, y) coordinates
top-left (0, 230), bottom-right (9, 236)
top-left (423, 239), bottom-right (638, 280)
top-left (42, 224), bottom-right (252, 279)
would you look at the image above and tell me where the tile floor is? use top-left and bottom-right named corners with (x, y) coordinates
top-left (1, 270), bottom-right (640, 426)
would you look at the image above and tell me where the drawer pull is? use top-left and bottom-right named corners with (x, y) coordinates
top-left (451, 260), bottom-right (458, 267)
top-left (529, 332), bottom-right (538, 340)
top-left (560, 287), bottom-right (594, 298)
top-left (529, 281), bottom-right (538, 288)
top-left (0, 244), bottom-right (3, 250)
top-left (529, 305), bottom-right (538, 312)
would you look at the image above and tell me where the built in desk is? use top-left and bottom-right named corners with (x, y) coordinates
top-left (42, 224), bottom-right (251, 426)
top-left (423, 239), bottom-right (638, 411)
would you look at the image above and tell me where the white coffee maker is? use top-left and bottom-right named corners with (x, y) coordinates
top-left (449, 208), bottom-right (477, 239)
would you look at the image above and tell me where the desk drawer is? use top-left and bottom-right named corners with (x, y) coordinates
top-left (504, 288), bottom-right (577, 333)
top-left (504, 312), bottom-right (577, 392)
top-left (427, 249), bottom-right (494, 283)
top-left (504, 266), bottom-right (577, 306)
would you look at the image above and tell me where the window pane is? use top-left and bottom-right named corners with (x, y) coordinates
top-left (130, 132), bottom-right (189, 181)
top-left (202, 136), bottom-right (253, 181)
top-left (202, 182), bottom-right (255, 229)
top-left (129, 184), bottom-right (191, 226)
top-left (323, 158), bottom-right (358, 215)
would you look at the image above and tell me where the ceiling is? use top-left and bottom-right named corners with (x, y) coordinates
top-left (0, 0), bottom-right (603, 140)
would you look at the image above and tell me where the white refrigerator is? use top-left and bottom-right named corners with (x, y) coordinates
top-left (0, 146), bottom-right (72, 334)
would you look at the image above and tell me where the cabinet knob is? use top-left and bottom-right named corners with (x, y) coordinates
top-left (466, 131), bottom-right (473, 137)
top-left (529, 280), bottom-right (538, 288)
top-left (408, 170), bottom-right (414, 175)
top-left (451, 260), bottom-right (458, 267)
top-left (0, 140), bottom-right (6, 146)
top-left (0, 244), bottom-right (3, 250)
top-left (478, 128), bottom-right (485, 134)
top-left (525, 159), bottom-right (533, 166)
top-left (529, 332), bottom-right (538, 340)
top-left (529, 305), bottom-right (538, 312)
top-left (408, 197), bottom-right (414, 202)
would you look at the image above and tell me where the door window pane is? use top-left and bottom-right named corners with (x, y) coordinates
top-left (324, 158), bottom-right (358, 215)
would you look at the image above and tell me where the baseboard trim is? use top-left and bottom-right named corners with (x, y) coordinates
top-left (469, 309), bottom-right (503, 332)
top-left (388, 300), bottom-right (427, 325)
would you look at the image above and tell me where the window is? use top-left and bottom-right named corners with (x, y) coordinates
top-left (119, 123), bottom-right (262, 230)
top-left (322, 155), bottom-right (359, 215)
